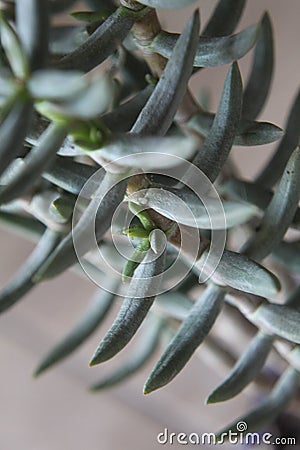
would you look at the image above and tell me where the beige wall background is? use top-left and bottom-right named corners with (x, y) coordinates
top-left (0, 1), bottom-right (299, 449)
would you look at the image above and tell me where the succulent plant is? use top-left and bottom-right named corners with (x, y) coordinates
top-left (0, 0), bottom-right (299, 439)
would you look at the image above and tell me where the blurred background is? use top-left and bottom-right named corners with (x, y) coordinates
top-left (0, 1), bottom-right (299, 449)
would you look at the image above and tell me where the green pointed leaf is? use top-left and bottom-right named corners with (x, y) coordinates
top-left (144, 284), bottom-right (224, 394)
top-left (202, 249), bottom-right (281, 298)
top-left (192, 63), bottom-right (242, 182)
top-left (256, 89), bottom-right (300, 188)
top-left (188, 112), bottom-right (283, 146)
top-left (0, 229), bottom-right (60, 314)
top-left (249, 303), bottom-right (300, 344)
top-left (151, 24), bottom-right (259, 68)
top-left (0, 100), bottom-right (33, 177)
top-left (207, 331), bottom-right (273, 403)
top-left (16, 0), bottom-right (49, 71)
top-left (243, 147), bottom-right (300, 261)
top-left (70, 10), bottom-right (111, 23)
top-left (51, 195), bottom-right (75, 221)
top-left (124, 226), bottom-right (150, 239)
top-left (89, 248), bottom-right (166, 365)
top-left (202, 0), bottom-right (246, 37)
top-left (132, 11), bottom-right (200, 136)
top-left (122, 238), bottom-right (150, 281)
top-left (0, 12), bottom-right (29, 78)
top-left (90, 315), bottom-right (164, 391)
top-left (242, 13), bottom-right (273, 121)
top-left (0, 122), bottom-right (69, 205)
top-left (56, 7), bottom-right (140, 72)
top-left (35, 171), bottom-right (127, 280)
top-left (128, 201), bottom-right (156, 231)
top-left (217, 368), bottom-right (299, 436)
top-left (27, 190), bottom-right (71, 228)
top-left (42, 157), bottom-right (99, 197)
top-left (34, 286), bottom-right (116, 376)
top-left (90, 135), bottom-right (198, 168)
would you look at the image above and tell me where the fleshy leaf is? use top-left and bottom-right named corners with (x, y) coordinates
top-left (221, 177), bottom-right (300, 231)
top-left (0, 100), bottom-right (33, 177)
top-left (242, 147), bottom-right (300, 261)
top-left (207, 331), bottom-right (273, 403)
top-left (90, 135), bottom-right (198, 168)
top-left (135, 0), bottom-right (196, 8)
top-left (35, 172), bottom-right (127, 280)
top-left (202, 0), bottom-right (246, 37)
top-left (0, 229), bottom-right (60, 314)
top-left (70, 10), bottom-right (111, 23)
top-left (272, 240), bottom-right (300, 274)
top-left (28, 70), bottom-right (86, 101)
top-left (249, 303), bottom-right (300, 344)
top-left (16, 0), bottom-right (49, 71)
top-left (101, 85), bottom-right (153, 133)
top-left (90, 315), bottom-right (164, 391)
top-left (256, 89), bottom-right (300, 188)
top-left (42, 157), bottom-right (99, 196)
top-left (0, 12), bottom-right (29, 78)
top-left (144, 284), bottom-right (224, 393)
top-left (131, 187), bottom-right (259, 229)
top-left (27, 190), bottom-right (71, 228)
top-left (242, 13), bottom-right (274, 121)
top-left (192, 63), bottom-right (242, 182)
top-left (149, 229), bottom-right (167, 254)
top-left (37, 74), bottom-right (114, 120)
top-left (49, 25), bottom-right (87, 55)
top-left (0, 122), bottom-right (69, 205)
top-left (56, 7), bottom-right (140, 72)
top-left (33, 286), bottom-right (117, 376)
top-left (132, 11), bottom-right (200, 136)
top-left (89, 248), bottom-right (166, 365)
top-left (217, 368), bottom-right (299, 436)
top-left (200, 249), bottom-right (281, 298)
top-left (151, 24), bottom-right (259, 68)
top-left (122, 238), bottom-right (150, 281)
top-left (188, 112), bottom-right (283, 146)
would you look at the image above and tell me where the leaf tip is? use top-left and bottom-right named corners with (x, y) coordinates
top-left (89, 358), bottom-right (98, 367)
